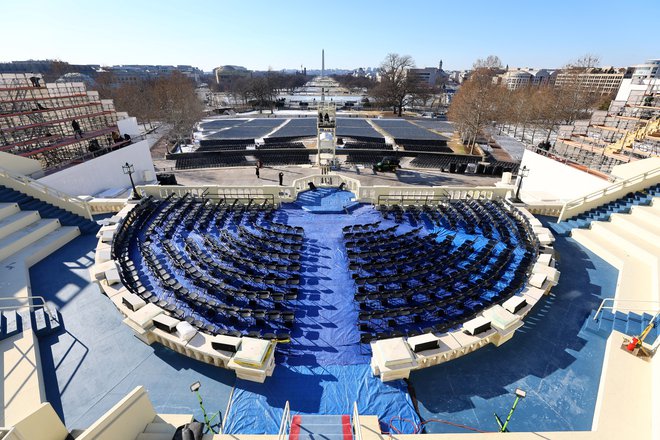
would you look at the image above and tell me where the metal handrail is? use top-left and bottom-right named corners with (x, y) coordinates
top-left (0, 296), bottom-right (53, 320)
top-left (0, 167), bottom-right (92, 219)
top-left (352, 402), bottom-right (362, 440)
top-left (558, 166), bottom-right (660, 221)
top-left (565, 166), bottom-right (660, 209)
top-left (277, 401), bottom-right (291, 440)
top-left (594, 298), bottom-right (660, 321)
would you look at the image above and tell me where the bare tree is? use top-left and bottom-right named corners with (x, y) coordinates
top-left (44, 60), bottom-right (76, 82)
top-left (570, 54), bottom-right (600, 69)
top-left (227, 77), bottom-right (248, 108)
top-left (372, 53), bottom-right (417, 117)
top-left (249, 74), bottom-right (276, 114)
top-left (448, 68), bottom-right (499, 153)
top-left (151, 72), bottom-right (204, 150)
top-left (473, 55), bottom-right (503, 70)
top-left (94, 71), bottom-right (116, 99)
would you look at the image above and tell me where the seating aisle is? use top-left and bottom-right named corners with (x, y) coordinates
top-left (224, 192), bottom-right (420, 434)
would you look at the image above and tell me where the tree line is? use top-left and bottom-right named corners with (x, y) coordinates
top-left (96, 71), bottom-right (203, 146)
top-left (448, 54), bottom-right (613, 152)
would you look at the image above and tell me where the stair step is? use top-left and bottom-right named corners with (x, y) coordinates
top-left (625, 318), bottom-right (642, 337)
top-left (590, 222), bottom-right (660, 260)
top-left (0, 218), bottom-right (61, 261)
top-left (298, 424), bottom-right (352, 434)
top-left (631, 205), bottom-right (660, 224)
top-left (32, 308), bottom-right (49, 336)
top-left (0, 210), bottom-right (41, 240)
top-left (294, 435), bottom-right (350, 440)
top-left (0, 203), bottom-right (20, 220)
top-left (143, 422), bottom-right (178, 434)
top-left (0, 186), bottom-right (96, 234)
top-left (610, 213), bottom-right (660, 241)
top-left (135, 434), bottom-right (173, 440)
top-left (291, 415), bottom-right (353, 440)
top-left (2, 311), bottom-right (21, 338)
top-left (571, 228), bottom-right (625, 268)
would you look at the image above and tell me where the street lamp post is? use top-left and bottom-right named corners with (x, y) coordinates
top-left (122, 162), bottom-right (141, 200)
top-left (515, 166), bottom-right (529, 202)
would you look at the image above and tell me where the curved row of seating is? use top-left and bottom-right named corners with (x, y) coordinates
top-left (111, 194), bottom-right (304, 340)
top-left (348, 200), bottom-right (539, 341)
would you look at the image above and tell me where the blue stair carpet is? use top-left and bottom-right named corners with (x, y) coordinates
top-left (0, 185), bottom-right (98, 234)
top-left (290, 414), bottom-right (352, 440)
top-left (549, 183), bottom-right (660, 237)
top-left (224, 364), bottom-right (417, 435)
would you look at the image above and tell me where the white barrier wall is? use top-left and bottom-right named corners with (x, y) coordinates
top-left (38, 140), bottom-right (155, 197)
top-left (0, 152), bottom-right (43, 177)
top-left (519, 149), bottom-right (610, 202)
top-left (117, 117), bottom-right (141, 136)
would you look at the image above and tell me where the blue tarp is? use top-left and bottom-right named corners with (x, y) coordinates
top-left (224, 364), bottom-right (419, 434)
top-left (128, 189), bottom-right (535, 435)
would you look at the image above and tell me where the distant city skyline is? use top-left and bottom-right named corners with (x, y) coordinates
top-left (2, 0), bottom-right (658, 72)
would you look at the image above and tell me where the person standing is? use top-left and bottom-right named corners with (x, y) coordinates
top-left (278, 171), bottom-right (284, 186)
top-left (71, 119), bottom-right (83, 139)
top-left (255, 165), bottom-right (260, 179)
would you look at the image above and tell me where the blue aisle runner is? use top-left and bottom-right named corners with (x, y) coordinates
top-left (224, 364), bottom-right (419, 434)
top-left (225, 190), bottom-right (420, 434)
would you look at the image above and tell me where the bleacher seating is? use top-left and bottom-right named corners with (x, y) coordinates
top-left (175, 154), bottom-right (249, 170)
top-left (401, 144), bottom-right (452, 154)
top-left (343, 151), bottom-right (401, 166)
top-left (256, 142), bottom-right (306, 150)
top-left (196, 144), bottom-right (253, 151)
top-left (409, 154), bottom-right (480, 170)
top-left (255, 150), bottom-right (313, 166)
top-left (198, 139), bottom-right (254, 149)
top-left (342, 142), bottom-right (394, 151)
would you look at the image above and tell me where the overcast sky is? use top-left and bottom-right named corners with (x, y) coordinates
top-left (2, 0), bottom-right (658, 71)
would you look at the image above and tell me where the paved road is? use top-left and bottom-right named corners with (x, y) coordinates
top-left (170, 164), bottom-right (499, 187)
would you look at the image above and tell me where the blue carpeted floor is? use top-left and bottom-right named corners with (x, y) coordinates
top-left (224, 364), bottom-right (418, 434)
top-left (28, 195), bottom-right (618, 435)
top-left (409, 218), bottom-right (618, 433)
top-left (32, 234), bottom-right (235, 430)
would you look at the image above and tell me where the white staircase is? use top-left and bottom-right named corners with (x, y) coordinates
top-left (0, 202), bottom-right (80, 426)
top-left (0, 203), bottom-right (79, 263)
top-left (571, 196), bottom-right (660, 310)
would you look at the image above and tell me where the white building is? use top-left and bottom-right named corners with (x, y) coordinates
top-left (615, 59), bottom-right (660, 104)
top-left (494, 68), bottom-right (556, 90)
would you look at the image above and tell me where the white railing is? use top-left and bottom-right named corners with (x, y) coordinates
top-left (363, 186), bottom-right (512, 206)
top-left (0, 167), bottom-right (92, 219)
top-left (136, 180), bottom-right (517, 208)
top-left (352, 402), bottom-right (362, 440)
top-left (138, 183), bottom-right (291, 206)
top-left (0, 295), bottom-right (54, 321)
top-left (88, 198), bottom-right (130, 214)
top-left (558, 166), bottom-right (660, 221)
top-left (290, 173), bottom-right (361, 199)
top-left (277, 401), bottom-right (292, 440)
top-left (594, 298), bottom-right (660, 320)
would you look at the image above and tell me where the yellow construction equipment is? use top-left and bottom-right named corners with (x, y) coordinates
top-left (624, 313), bottom-right (658, 357)
top-left (606, 115), bottom-right (659, 155)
